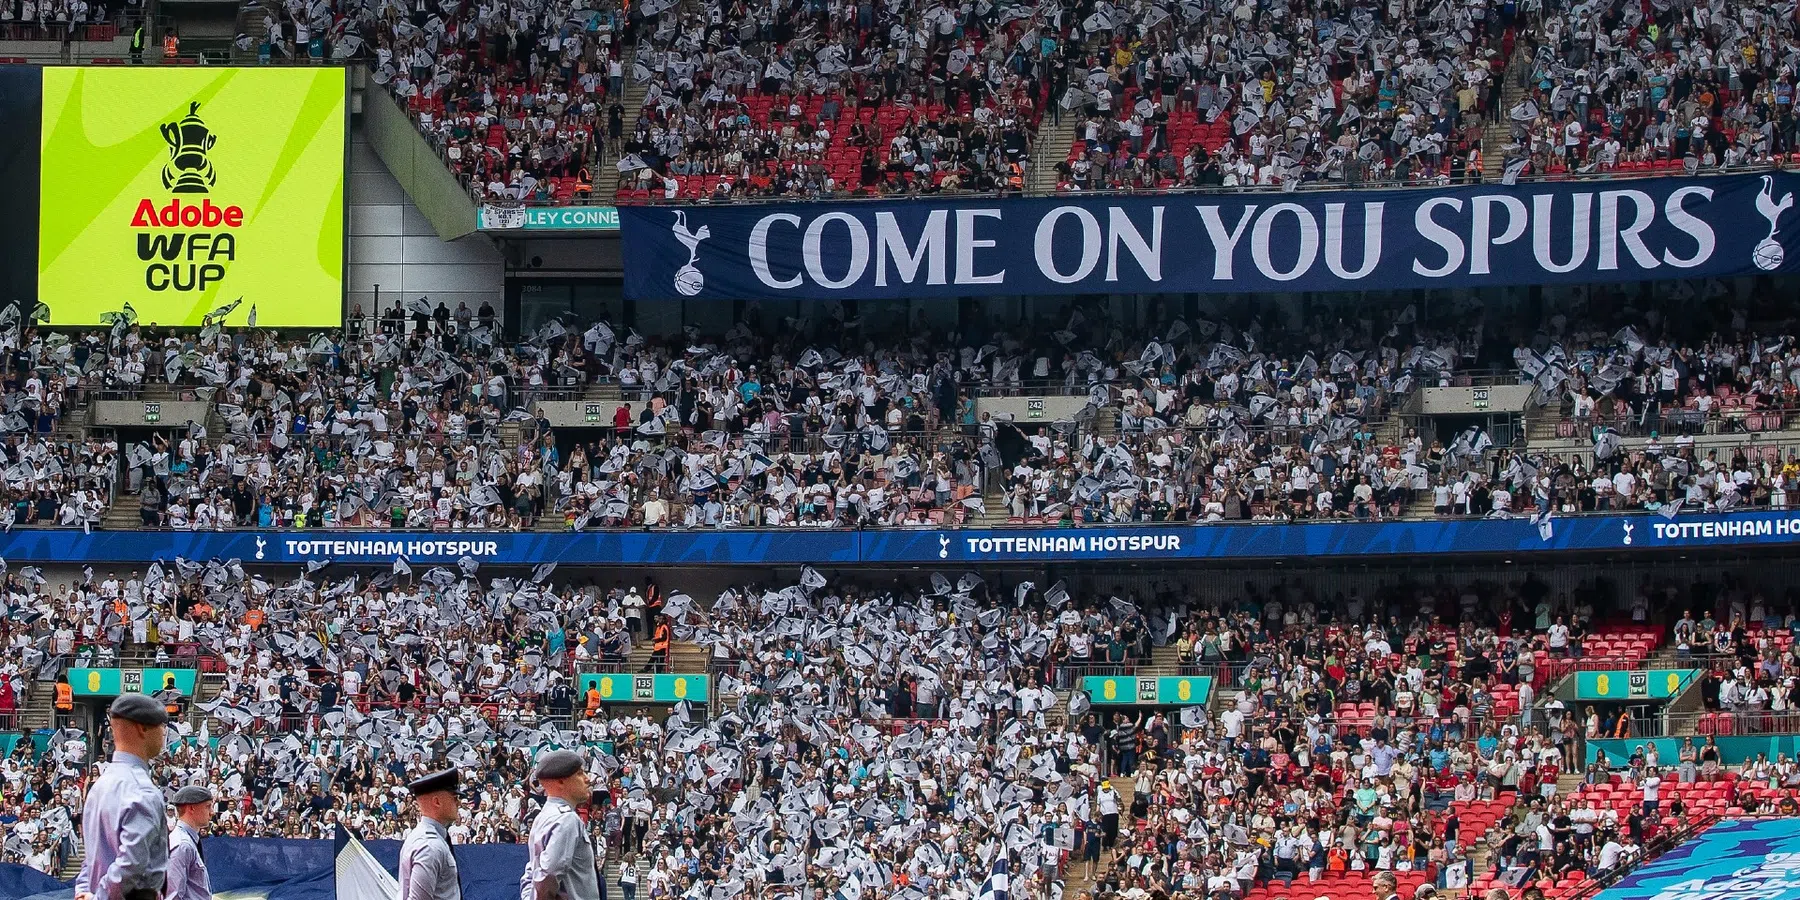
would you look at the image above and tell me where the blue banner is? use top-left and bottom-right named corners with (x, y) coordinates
top-left (1598, 818), bottom-right (1800, 900)
top-left (0, 511), bottom-right (1798, 564)
top-left (620, 174), bottom-right (1800, 300)
top-left (0, 863), bottom-right (65, 900)
top-left (204, 836), bottom-right (524, 900)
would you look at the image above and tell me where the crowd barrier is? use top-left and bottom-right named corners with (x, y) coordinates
top-left (0, 510), bottom-right (1792, 565)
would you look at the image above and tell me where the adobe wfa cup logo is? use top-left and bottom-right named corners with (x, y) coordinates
top-left (133, 99), bottom-right (243, 293)
top-left (160, 101), bottom-right (217, 194)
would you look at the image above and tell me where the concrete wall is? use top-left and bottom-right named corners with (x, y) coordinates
top-left (359, 79), bottom-right (478, 241)
top-left (93, 400), bottom-right (210, 428)
top-left (0, 36), bottom-right (134, 59)
top-left (1421, 384), bottom-right (1535, 415)
top-left (348, 129), bottom-right (503, 320)
top-left (974, 395), bottom-right (1089, 423)
top-left (534, 400), bottom-right (628, 428)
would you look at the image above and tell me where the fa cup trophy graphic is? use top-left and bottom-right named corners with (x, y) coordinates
top-left (161, 101), bottom-right (217, 194)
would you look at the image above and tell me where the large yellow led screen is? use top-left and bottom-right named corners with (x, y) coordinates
top-left (38, 67), bottom-right (345, 326)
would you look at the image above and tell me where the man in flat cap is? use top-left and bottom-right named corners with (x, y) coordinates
top-left (164, 786), bottom-right (213, 900)
top-left (75, 693), bottom-right (169, 900)
top-left (522, 751), bottom-right (601, 900)
top-left (400, 769), bottom-right (463, 900)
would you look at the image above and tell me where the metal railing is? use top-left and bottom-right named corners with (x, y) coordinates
top-left (545, 158), bottom-right (1800, 208)
top-left (576, 657), bottom-right (669, 675)
top-left (1498, 810), bottom-right (1725, 900)
top-left (1529, 404), bottom-right (1800, 442)
top-left (1650, 709), bottom-right (1800, 737)
top-left (6, 495), bottom-right (1800, 535)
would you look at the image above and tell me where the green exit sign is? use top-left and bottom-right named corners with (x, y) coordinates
top-left (143, 402), bottom-right (161, 423)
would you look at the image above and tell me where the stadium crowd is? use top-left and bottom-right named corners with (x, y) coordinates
top-left (0, 286), bottom-right (1785, 531)
top-left (1504, 1), bottom-right (1800, 176)
top-left (357, 0), bottom-right (1055, 202)
top-left (77, 298), bottom-right (1468, 530)
top-left (340, 0), bottom-right (1800, 200)
top-left (0, 722), bottom-right (83, 877)
top-left (12, 557), bottom-right (1800, 895)
top-left (0, 0), bottom-right (125, 42)
top-left (613, 0), bottom-right (1050, 200)
top-left (9, 0), bottom-right (1788, 200)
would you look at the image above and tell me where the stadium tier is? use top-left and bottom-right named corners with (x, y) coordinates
top-left (4, 3), bottom-right (1800, 896)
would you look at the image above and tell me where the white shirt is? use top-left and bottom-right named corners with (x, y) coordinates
top-left (1598, 840), bottom-right (1624, 869)
top-left (1097, 788), bottom-right (1120, 815)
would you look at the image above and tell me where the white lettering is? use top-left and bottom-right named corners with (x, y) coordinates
top-left (1411, 197), bottom-right (1465, 276)
top-left (1532, 192), bottom-right (1593, 273)
top-left (1662, 186), bottom-right (1716, 268)
top-left (1469, 195), bottom-right (1527, 275)
top-left (748, 214), bottom-right (803, 288)
top-left (1323, 202), bottom-right (1383, 279)
top-left (1035, 206), bottom-right (1102, 283)
top-left (803, 212), bottom-right (870, 288)
top-left (1196, 204), bottom-right (1258, 280)
top-left (955, 209), bottom-right (1006, 284)
top-left (1598, 190), bottom-right (1659, 271)
top-left (874, 210), bottom-right (948, 286)
top-left (1106, 206), bottom-right (1163, 282)
top-left (960, 531), bottom-right (1183, 556)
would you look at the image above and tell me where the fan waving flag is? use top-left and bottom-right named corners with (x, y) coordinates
top-left (334, 824), bottom-right (400, 900)
top-left (978, 857), bottom-right (1008, 900)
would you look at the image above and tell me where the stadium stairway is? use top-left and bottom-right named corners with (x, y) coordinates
top-left (601, 855), bottom-right (647, 900)
top-left (59, 847), bottom-right (82, 882)
top-left (1557, 771), bottom-right (1586, 797)
top-left (1094, 407), bottom-right (1118, 438)
top-left (596, 79), bottom-right (650, 199)
top-left (970, 480), bottom-right (1008, 526)
top-left (1146, 642), bottom-right (1184, 674)
top-left (1481, 47), bottom-right (1531, 181)
top-left (1061, 777), bottom-right (1132, 898)
top-left (665, 641), bottom-right (710, 676)
top-left (102, 494), bottom-right (142, 530)
top-left (229, 0), bottom-right (280, 62)
top-left (1401, 494), bottom-right (1438, 519)
top-left (1028, 115), bottom-right (1078, 194)
top-left (191, 669), bottom-right (226, 734)
top-left (621, 639), bottom-right (709, 681)
top-left (20, 680), bottom-right (56, 733)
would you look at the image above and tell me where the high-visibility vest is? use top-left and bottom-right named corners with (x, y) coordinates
top-left (653, 623), bottom-right (670, 652)
top-left (55, 683), bottom-right (72, 710)
top-left (131, 26), bottom-right (144, 50)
